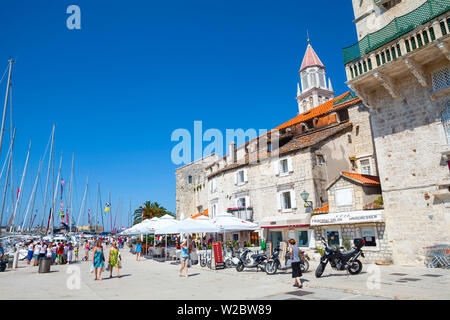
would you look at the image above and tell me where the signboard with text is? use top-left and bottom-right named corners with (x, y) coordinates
top-left (311, 210), bottom-right (384, 226)
top-left (212, 242), bottom-right (224, 269)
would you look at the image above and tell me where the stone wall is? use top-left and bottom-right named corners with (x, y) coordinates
top-left (175, 154), bottom-right (218, 219)
top-left (313, 223), bottom-right (392, 263)
top-left (368, 67), bottom-right (450, 264)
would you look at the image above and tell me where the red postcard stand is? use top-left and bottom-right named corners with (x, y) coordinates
top-left (212, 241), bottom-right (225, 269)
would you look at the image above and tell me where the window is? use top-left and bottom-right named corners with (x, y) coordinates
top-left (298, 231), bottom-right (309, 247)
top-left (232, 234), bottom-right (239, 241)
top-left (335, 188), bottom-right (353, 207)
top-left (432, 66), bottom-right (450, 92)
top-left (360, 227), bottom-right (377, 247)
top-left (238, 170), bottom-right (245, 183)
top-left (326, 230), bottom-right (340, 247)
top-left (188, 175), bottom-right (192, 184)
top-left (282, 191), bottom-right (292, 210)
top-left (267, 143), bottom-right (272, 152)
top-left (443, 101), bottom-right (450, 145)
top-left (360, 159), bottom-right (372, 175)
top-left (317, 155), bottom-right (325, 165)
top-left (280, 159), bottom-right (289, 174)
top-left (211, 202), bottom-right (218, 218)
top-left (210, 178), bottom-right (217, 193)
top-left (237, 197), bottom-right (246, 208)
top-left (235, 169), bottom-right (247, 185)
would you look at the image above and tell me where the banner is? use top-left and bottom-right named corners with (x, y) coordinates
top-left (212, 242), bottom-right (224, 268)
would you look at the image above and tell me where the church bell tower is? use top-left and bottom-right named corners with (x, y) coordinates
top-left (296, 40), bottom-right (335, 114)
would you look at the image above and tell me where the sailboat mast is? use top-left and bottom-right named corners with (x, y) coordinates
top-left (49, 153), bottom-right (62, 236)
top-left (77, 176), bottom-right (89, 228)
top-left (113, 197), bottom-right (120, 234)
top-left (0, 128), bottom-right (15, 228)
top-left (22, 145), bottom-right (45, 231)
top-left (109, 192), bottom-right (112, 233)
top-left (68, 153), bottom-right (74, 232)
top-left (9, 139), bottom-right (32, 230)
top-left (41, 125), bottom-right (55, 229)
top-left (0, 60), bottom-right (13, 160)
top-left (98, 184), bottom-right (104, 233)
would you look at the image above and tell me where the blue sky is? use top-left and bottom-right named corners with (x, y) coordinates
top-left (0, 0), bottom-right (358, 230)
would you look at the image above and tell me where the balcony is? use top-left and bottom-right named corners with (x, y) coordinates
top-left (227, 207), bottom-right (254, 222)
top-left (343, 0), bottom-right (450, 82)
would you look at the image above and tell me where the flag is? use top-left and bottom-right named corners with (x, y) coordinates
top-left (104, 201), bottom-right (111, 212)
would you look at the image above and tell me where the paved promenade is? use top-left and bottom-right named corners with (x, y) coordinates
top-left (0, 248), bottom-right (448, 300)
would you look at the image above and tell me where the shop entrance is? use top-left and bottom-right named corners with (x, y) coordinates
top-left (268, 231), bottom-right (282, 248)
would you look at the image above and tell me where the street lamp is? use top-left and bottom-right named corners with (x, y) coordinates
top-left (301, 190), bottom-right (313, 209)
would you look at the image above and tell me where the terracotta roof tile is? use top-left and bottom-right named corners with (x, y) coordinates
top-left (274, 92), bottom-right (358, 132)
top-left (341, 172), bottom-right (381, 185)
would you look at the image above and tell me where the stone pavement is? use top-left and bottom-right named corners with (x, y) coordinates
top-left (0, 248), bottom-right (448, 300)
top-left (191, 259), bottom-right (450, 300)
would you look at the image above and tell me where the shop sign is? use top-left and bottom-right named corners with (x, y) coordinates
top-left (212, 242), bottom-right (224, 268)
top-left (311, 210), bottom-right (383, 226)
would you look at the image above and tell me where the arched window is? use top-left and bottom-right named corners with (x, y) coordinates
top-left (443, 101), bottom-right (450, 144)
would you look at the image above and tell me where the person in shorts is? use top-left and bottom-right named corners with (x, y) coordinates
top-left (178, 238), bottom-right (190, 278)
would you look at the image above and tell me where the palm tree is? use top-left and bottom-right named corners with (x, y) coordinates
top-left (132, 201), bottom-right (174, 225)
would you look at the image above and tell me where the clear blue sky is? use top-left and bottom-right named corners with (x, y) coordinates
top-left (0, 0), bottom-right (358, 230)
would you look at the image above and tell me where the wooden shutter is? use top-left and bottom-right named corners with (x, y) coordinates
top-left (273, 160), bottom-right (279, 176)
top-left (290, 190), bottom-right (297, 209)
top-left (287, 157), bottom-right (293, 172)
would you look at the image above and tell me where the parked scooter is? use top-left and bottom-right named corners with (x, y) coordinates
top-left (265, 247), bottom-right (310, 275)
top-left (224, 248), bottom-right (240, 268)
top-left (315, 237), bottom-right (365, 278)
top-left (236, 248), bottom-right (267, 272)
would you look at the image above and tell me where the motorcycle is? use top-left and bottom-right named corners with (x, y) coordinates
top-left (265, 247), bottom-right (310, 275)
top-left (235, 248), bottom-right (267, 272)
top-left (315, 237), bottom-right (365, 278)
top-left (224, 247), bottom-right (240, 268)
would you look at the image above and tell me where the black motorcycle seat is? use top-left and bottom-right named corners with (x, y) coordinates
top-left (340, 248), bottom-right (357, 258)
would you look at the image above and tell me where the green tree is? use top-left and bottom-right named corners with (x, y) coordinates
top-left (133, 201), bottom-right (174, 225)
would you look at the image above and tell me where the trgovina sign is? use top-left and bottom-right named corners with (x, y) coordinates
top-left (310, 210), bottom-right (384, 226)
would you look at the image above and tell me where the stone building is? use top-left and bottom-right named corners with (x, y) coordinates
top-left (175, 43), bottom-right (381, 250)
top-left (311, 171), bottom-right (390, 263)
top-left (175, 154), bottom-right (218, 220)
top-left (342, 0), bottom-right (450, 264)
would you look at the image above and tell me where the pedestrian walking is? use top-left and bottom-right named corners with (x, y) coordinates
top-left (46, 244), bottom-right (52, 260)
top-left (135, 240), bottom-right (142, 261)
top-left (56, 243), bottom-right (64, 264)
top-left (74, 245), bottom-right (79, 262)
top-left (84, 241), bottom-right (90, 261)
top-left (108, 242), bottom-right (121, 279)
top-left (67, 242), bottom-right (73, 264)
top-left (33, 242), bottom-right (41, 266)
top-left (92, 241), bottom-right (105, 281)
top-left (288, 239), bottom-right (303, 288)
top-left (27, 241), bottom-right (34, 265)
top-left (39, 242), bottom-right (47, 261)
top-left (51, 244), bottom-right (57, 264)
top-left (178, 238), bottom-right (190, 278)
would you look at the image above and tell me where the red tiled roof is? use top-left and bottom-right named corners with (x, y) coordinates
top-left (341, 172), bottom-right (381, 185)
top-left (273, 92), bottom-right (359, 132)
top-left (300, 44), bottom-right (324, 72)
top-left (313, 204), bottom-right (329, 214)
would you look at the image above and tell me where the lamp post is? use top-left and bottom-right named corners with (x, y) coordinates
top-left (300, 190), bottom-right (313, 210)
